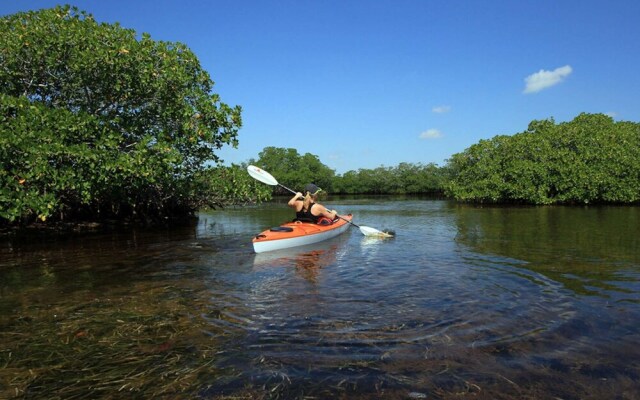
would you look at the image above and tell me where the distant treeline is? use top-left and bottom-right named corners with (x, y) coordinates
top-left (251, 113), bottom-right (640, 205)
top-left (248, 147), bottom-right (447, 195)
top-left (333, 163), bottom-right (447, 195)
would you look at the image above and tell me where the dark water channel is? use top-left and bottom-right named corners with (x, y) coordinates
top-left (1, 199), bottom-right (639, 399)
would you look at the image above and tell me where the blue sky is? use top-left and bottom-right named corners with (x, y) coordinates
top-left (3, 1), bottom-right (639, 173)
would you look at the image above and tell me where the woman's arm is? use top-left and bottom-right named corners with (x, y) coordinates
top-left (315, 204), bottom-right (339, 220)
top-left (288, 192), bottom-right (303, 208)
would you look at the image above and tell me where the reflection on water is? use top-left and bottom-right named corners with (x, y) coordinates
top-left (453, 204), bottom-right (640, 299)
top-left (1, 200), bottom-right (639, 399)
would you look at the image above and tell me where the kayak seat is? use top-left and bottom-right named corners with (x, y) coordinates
top-left (292, 217), bottom-right (335, 226)
top-left (317, 217), bottom-right (334, 226)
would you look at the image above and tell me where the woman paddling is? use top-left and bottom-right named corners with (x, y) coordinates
top-left (288, 183), bottom-right (340, 225)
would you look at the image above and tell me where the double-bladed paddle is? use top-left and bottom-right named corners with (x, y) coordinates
top-left (247, 165), bottom-right (393, 237)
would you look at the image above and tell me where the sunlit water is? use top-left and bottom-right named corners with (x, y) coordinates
top-left (1, 199), bottom-right (639, 399)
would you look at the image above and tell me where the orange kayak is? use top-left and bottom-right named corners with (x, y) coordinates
top-left (252, 214), bottom-right (353, 253)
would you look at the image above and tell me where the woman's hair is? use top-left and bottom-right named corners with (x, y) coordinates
top-left (302, 191), bottom-right (318, 211)
top-left (302, 184), bottom-right (322, 211)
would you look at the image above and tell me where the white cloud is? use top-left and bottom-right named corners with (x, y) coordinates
top-left (523, 65), bottom-right (572, 94)
top-left (432, 105), bottom-right (451, 114)
top-left (419, 129), bottom-right (443, 139)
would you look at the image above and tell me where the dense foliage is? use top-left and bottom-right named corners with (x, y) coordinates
top-left (250, 147), bottom-right (336, 194)
top-left (445, 113), bottom-right (640, 204)
top-left (2, 9), bottom-right (637, 228)
top-left (1, 6), bottom-right (247, 225)
top-left (333, 163), bottom-right (446, 195)
top-left (247, 146), bottom-right (446, 196)
top-left (197, 163), bottom-right (272, 207)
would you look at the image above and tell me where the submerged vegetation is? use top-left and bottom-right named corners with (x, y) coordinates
top-left (1, 6), bottom-right (639, 230)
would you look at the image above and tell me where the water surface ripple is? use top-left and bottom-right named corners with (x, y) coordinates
top-left (1, 199), bottom-right (639, 399)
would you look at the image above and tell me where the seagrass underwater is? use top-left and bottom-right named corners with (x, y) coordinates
top-left (1, 199), bottom-right (639, 398)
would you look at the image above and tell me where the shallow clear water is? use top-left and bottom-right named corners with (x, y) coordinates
top-left (1, 199), bottom-right (639, 399)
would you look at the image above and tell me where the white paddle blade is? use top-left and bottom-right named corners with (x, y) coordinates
top-left (359, 226), bottom-right (392, 237)
top-left (247, 165), bottom-right (279, 186)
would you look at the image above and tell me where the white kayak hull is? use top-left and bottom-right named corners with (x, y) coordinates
top-left (252, 215), bottom-right (352, 253)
